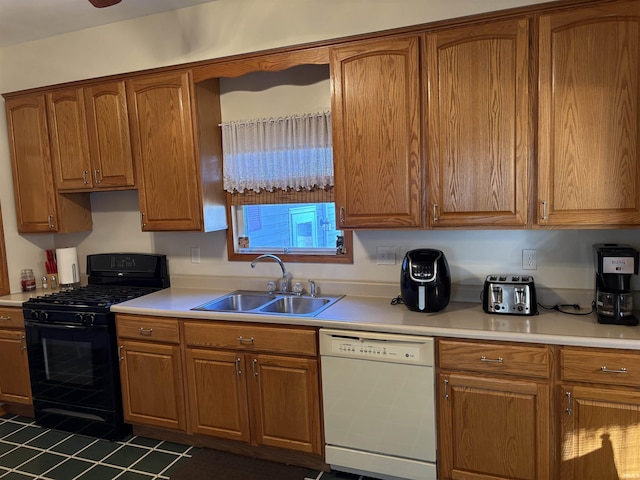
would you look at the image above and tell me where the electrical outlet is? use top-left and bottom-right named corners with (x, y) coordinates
top-left (522, 249), bottom-right (537, 270)
top-left (376, 246), bottom-right (396, 265)
top-left (191, 247), bottom-right (201, 264)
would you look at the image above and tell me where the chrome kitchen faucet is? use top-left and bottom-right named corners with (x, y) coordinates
top-left (251, 254), bottom-right (289, 293)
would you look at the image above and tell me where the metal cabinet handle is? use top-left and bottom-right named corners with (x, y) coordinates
top-left (443, 378), bottom-right (449, 399)
top-left (481, 355), bottom-right (504, 363)
top-left (339, 206), bottom-right (345, 225)
top-left (565, 391), bottom-right (572, 415)
top-left (541, 201), bottom-right (548, 221)
top-left (433, 204), bottom-right (439, 223)
top-left (94, 169), bottom-right (101, 184)
top-left (237, 336), bottom-right (254, 345)
top-left (82, 170), bottom-right (89, 184)
top-left (119, 346), bottom-right (124, 362)
top-left (141, 212), bottom-right (146, 228)
top-left (19, 335), bottom-right (26, 351)
top-left (139, 327), bottom-right (153, 336)
top-left (0, 316), bottom-right (10, 321)
top-left (252, 358), bottom-right (258, 376)
top-left (601, 366), bottom-right (628, 374)
top-left (48, 214), bottom-right (55, 230)
top-left (235, 358), bottom-right (242, 376)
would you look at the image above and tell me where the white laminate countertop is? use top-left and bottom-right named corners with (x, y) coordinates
top-left (3, 287), bottom-right (640, 350)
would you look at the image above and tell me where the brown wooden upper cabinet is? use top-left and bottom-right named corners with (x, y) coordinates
top-left (331, 35), bottom-right (423, 229)
top-left (46, 82), bottom-right (136, 192)
top-left (537, 0), bottom-right (640, 227)
top-left (126, 71), bottom-right (227, 232)
top-left (4, 93), bottom-right (92, 233)
top-left (426, 18), bottom-right (531, 227)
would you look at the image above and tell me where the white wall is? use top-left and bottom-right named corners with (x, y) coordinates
top-left (2, 0), bottom-right (637, 296)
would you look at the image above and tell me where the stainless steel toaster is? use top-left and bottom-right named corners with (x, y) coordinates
top-left (482, 274), bottom-right (538, 316)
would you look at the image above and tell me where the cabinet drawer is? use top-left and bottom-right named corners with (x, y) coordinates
top-left (184, 322), bottom-right (317, 356)
top-left (0, 307), bottom-right (24, 329)
top-left (438, 339), bottom-right (551, 379)
top-left (116, 315), bottom-right (180, 344)
top-left (561, 348), bottom-right (640, 387)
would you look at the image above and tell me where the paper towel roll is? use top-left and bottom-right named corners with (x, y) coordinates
top-left (56, 247), bottom-right (80, 286)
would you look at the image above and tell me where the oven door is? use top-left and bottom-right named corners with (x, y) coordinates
top-left (24, 320), bottom-right (119, 412)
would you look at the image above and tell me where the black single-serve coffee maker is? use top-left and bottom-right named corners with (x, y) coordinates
top-left (400, 249), bottom-right (451, 312)
top-left (593, 243), bottom-right (639, 326)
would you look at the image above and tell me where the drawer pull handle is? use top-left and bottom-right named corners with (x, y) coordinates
top-left (139, 327), bottom-right (153, 336)
top-left (565, 391), bottom-right (572, 415)
top-left (601, 366), bottom-right (628, 374)
top-left (235, 358), bottom-right (242, 376)
top-left (0, 316), bottom-right (10, 321)
top-left (20, 335), bottom-right (26, 351)
top-left (237, 336), bottom-right (255, 344)
top-left (119, 346), bottom-right (124, 362)
top-left (252, 358), bottom-right (258, 376)
top-left (443, 378), bottom-right (449, 399)
top-left (481, 355), bottom-right (504, 363)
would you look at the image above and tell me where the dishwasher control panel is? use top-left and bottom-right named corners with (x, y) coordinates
top-left (319, 329), bottom-right (434, 366)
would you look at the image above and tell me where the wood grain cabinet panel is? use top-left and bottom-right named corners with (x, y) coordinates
top-left (0, 307), bottom-right (31, 406)
top-left (437, 338), bottom-right (552, 480)
top-left (331, 35), bottom-right (423, 228)
top-left (4, 93), bottom-right (92, 233)
top-left (537, 0), bottom-right (640, 226)
top-left (116, 315), bottom-right (185, 431)
top-left (126, 71), bottom-right (227, 232)
top-left (426, 17), bottom-right (530, 227)
top-left (183, 321), bottom-right (321, 454)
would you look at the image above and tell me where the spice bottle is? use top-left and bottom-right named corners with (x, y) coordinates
top-left (20, 269), bottom-right (36, 292)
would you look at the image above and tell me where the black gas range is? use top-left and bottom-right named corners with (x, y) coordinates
top-left (22, 253), bottom-right (169, 440)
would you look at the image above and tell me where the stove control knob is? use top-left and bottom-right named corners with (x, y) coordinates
top-left (76, 313), bottom-right (85, 323)
top-left (38, 311), bottom-right (49, 321)
top-left (87, 314), bottom-right (95, 326)
top-left (30, 310), bottom-right (39, 320)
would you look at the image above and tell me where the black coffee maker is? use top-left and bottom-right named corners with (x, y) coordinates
top-left (400, 249), bottom-right (451, 312)
top-left (593, 243), bottom-right (639, 326)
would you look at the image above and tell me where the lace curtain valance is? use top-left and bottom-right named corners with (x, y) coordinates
top-left (221, 111), bottom-right (333, 193)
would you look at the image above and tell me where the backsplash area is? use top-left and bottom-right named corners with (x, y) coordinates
top-left (46, 191), bottom-right (640, 302)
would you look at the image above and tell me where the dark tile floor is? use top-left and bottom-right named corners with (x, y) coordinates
top-left (0, 414), bottom-right (379, 480)
top-left (0, 414), bottom-right (193, 480)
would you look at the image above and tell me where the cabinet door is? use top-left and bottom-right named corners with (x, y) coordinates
top-left (4, 94), bottom-right (59, 232)
top-left (538, 1), bottom-right (640, 226)
top-left (426, 18), bottom-right (530, 227)
top-left (184, 348), bottom-right (250, 443)
top-left (331, 35), bottom-right (423, 228)
top-left (127, 71), bottom-right (203, 231)
top-left (438, 373), bottom-right (551, 480)
top-left (0, 329), bottom-right (32, 405)
top-left (248, 354), bottom-right (322, 454)
top-left (560, 385), bottom-right (640, 480)
top-left (46, 87), bottom-right (92, 191)
top-left (119, 339), bottom-right (186, 431)
top-left (84, 81), bottom-right (136, 189)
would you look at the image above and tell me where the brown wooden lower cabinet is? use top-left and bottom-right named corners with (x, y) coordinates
top-left (116, 315), bottom-right (186, 432)
top-left (0, 307), bottom-right (32, 406)
top-left (437, 338), bottom-right (552, 480)
top-left (183, 320), bottom-right (321, 454)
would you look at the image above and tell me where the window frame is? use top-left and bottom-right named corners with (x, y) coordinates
top-left (225, 193), bottom-right (353, 264)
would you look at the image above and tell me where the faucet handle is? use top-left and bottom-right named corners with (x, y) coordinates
top-left (293, 282), bottom-right (305, 296)
top-left (267, 281), bottom-right (277, 294)
top-left (308, 279), bottom-right (317, 297)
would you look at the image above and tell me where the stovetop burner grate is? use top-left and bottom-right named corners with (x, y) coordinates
top-left (27, 285), bottom-right (161, 310)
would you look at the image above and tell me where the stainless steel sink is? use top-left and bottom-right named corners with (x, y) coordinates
top-left (191, 290), bottom-right (343, 317)
top-left (259, 296), bottom-right (332, 315)
top-left (193, 292), bottom-right (274, 312)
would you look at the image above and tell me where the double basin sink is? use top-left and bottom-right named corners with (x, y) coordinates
top-left (191, 290), bottom-right (344, 317)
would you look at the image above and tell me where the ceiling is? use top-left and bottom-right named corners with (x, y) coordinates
top-left (0, 0), bottom-right (216, 47)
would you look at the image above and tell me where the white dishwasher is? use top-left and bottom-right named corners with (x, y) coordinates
top-left (320, 329), bottom-right (437, 480)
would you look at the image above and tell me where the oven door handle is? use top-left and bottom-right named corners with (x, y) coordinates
top-left (24, 321), bottom-right (94, 331)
